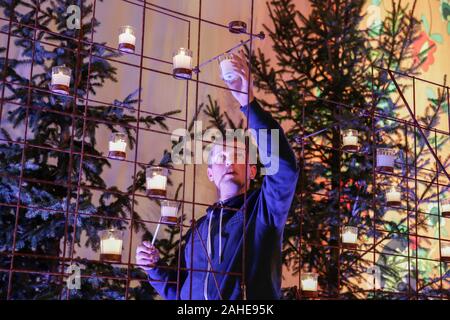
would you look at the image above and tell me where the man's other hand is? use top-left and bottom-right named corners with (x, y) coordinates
top-left (136, 241), bottom-right (160, 272)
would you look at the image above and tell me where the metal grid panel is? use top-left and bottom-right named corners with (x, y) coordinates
top-left (0, 0), bottom-right (449, 300)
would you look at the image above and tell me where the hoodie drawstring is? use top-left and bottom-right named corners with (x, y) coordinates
top-left (204, 202), bottom-right (224, 300)
top-left (219, 206), bottom-right (223, 263)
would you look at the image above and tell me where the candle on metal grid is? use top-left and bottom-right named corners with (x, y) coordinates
top-left (440, 242), bottom-right (450, 262)
top-left (173, 48), bottom-right (193, 80)
top-left (342, 226), bottom-right (358, 249)
top-left (228, 20), bottom-right (247, 34)
top-left (118, 26), bottom-right (136, 53)
top-left (160, 200), bottom-right (179, 225)
top-left (386, 186), bottom-right (401, 207)
top-left (108, 132), bottom-right (127, 160)
top-left (146, 166), bottom-right (168, 198)
top-left (441, 199), bottom-right (450, 218)
top-left (100, 229), bottom-right (123, 263)
top-left (50, 65), bottom-right (71, 95)
top-left (376, 148), bottom-right (397, 173)
top-left (300, 272), bottom-right (319, 298)
top-left (342, 129), bottom-right (359, 152)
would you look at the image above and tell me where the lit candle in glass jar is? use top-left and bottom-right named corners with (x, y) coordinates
top-left (342, 226), bottom-right (358, 249)
top-left (146, 166), bottom-right (168, 198)
top-left (342, 129), bottom-right (359, 152)
top-left (440, 242), bottom-right (450, 262)
top-left (50, 65), bottom-right (71, 95)
top-left (301, 272), bottom-right (318, 297)
top-left (386, 186), bottom-right (401, 207)
top-left (108, 132), bottom-right (127, 160)
top-left (376, 148), bottom-right (397, 173)
top-left (100, 229), bottom-right (123, 263)
top-left (118, 26), bottom-right (136, 53)
top-left (441, 199), bottom-right (450, 218)
top-left (160, 200), bottom-right (179, 225)
top-left (218, 53), bottom-right (238, 82)
top-left (173, 48), bottom-right (193, 80)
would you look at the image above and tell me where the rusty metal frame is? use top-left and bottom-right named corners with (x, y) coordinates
top-left (0, 0), bottom-right (449, 301)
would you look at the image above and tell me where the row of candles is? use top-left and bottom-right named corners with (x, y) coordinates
top-left (108, 132), bottom-right (450, 216)
top-left (104, 133), bottom-right (450, 289)
top-left (49, 26), bottom-right (238, 95)
top-left (100, 198), bottom-right (179, 263)
top-left (99, 223), bottom-right (450, 295)
top-left (100, 223), bottom-right (450, 262)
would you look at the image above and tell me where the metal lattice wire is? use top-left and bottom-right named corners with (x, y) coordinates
top-left (0, 0), bottom-right (449, 300)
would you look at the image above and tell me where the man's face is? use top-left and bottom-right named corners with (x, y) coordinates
top-left (207, 143), bottom-right (257, 193)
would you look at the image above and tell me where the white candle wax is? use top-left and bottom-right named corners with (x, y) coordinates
top-left (301, 279), bottom-right (318, 291)
top-left (441, 245), bottom-right (450, 257)
top-left (441, 204), bottom-right (450, 213)
top-left (386, 190), bottom-right (401, 203)
top-left (342, 231), bottom-right (357, 244)
top-left (52, 72), bottom-right (71, 87)
top-left (146, 175), bottom-right (167, 191)
top-left (101, 237), bottom-right (123, 255)
top-left (161, 206), bottom-right (178, 218)
top-left (119, 32), bottom-right (136, 46)
top-left (377, 154), bottom-right (395, 168)
top-left (173, 53), bottom-right (192, 70)
top-left (343, 135), bottom-right (358, 147)
top-left (220, 59), bottom-right (237, 81)
top-left (109, 140), bottom-right (127, 152)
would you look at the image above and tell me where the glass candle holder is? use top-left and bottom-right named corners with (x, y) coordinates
top-left (342, 226), bottom-right (358, 249)
top-left (108, 132), bottom-right (127, 160)
top-left (342, 129), bottom-right (359, 152)
top-left (440, 242), bottom-right (450, 262)
top-left (376, 148), bottom-right (397, 173)
top-left (173, 48), bottom-right (193, 80)
top-left (300, 272), bottom-right (319, 297)
top-left (218, 53), bottom-right (238, 82)
top-left (386, 186), bottom-right (401, 207)
top-left (50, 65), bottom-right (71, 95)
top-left (160, 200), bottom-right (179, 225)
top-left (100, 229), bottom-right (123, 263)
top-left (118, 26), bottom-right (136, 53)
top-left (146, 166), bottom-right (168, 198)
top-left (228, 20), bottom-right (247, 34)
top-left (441, 199), bottom-right (450, 218)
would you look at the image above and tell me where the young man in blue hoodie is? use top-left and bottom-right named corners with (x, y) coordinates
top-left (136, 51), bottom-right (299, 300)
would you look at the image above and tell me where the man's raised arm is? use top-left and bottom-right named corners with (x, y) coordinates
top-left (241, 99), bottom-right (299, 228)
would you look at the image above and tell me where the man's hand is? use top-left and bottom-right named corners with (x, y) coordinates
top-left (136, 241), bottom-right (160, 272)
top-left (223, 50), bottom-right (254, 107)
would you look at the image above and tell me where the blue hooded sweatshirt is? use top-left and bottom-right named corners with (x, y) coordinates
top-left (147, 99), bottom-right (299, 300)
